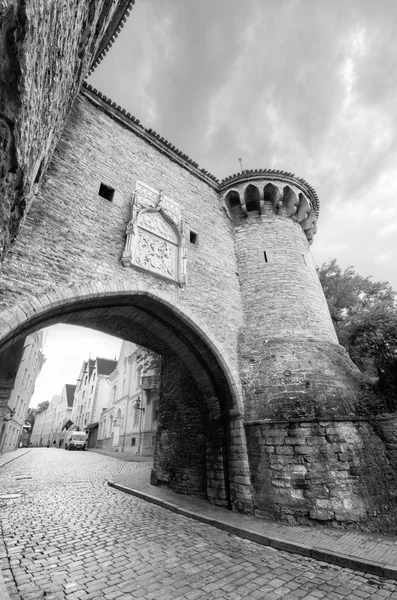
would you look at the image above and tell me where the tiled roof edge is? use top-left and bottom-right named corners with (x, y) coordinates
top-left (81, 83), bottom-right (220, 188)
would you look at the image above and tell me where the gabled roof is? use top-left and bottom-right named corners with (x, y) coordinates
top-left (96, 358), bottom-right (118, 376)
top-left (65, 384), bottom-right (77, 408)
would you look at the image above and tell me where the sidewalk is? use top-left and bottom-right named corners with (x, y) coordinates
top-left (88, 447), bottom-right (153, 462)
top-left (110, 466), bottom-right (397, 581)
top-left (0, 448), bottom-right (30, 468)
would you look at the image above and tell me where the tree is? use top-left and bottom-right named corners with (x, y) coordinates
top-left (317, 260), bottom-right (397, 411)
top-left (26, 400), bottom-right (49, 429)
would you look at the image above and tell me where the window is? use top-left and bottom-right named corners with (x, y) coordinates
top-left (153, 401), bottom-right (158, 423)
top-left (189, 231), bottom-right (198, 245)
top-left (152, 436), bottom-right (155, 446)
top-left (131, 438), bottom-right (136, 446)
top-left (99, 183), bottom-right (115, 202)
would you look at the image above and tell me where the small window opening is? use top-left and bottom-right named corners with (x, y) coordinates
top-left (99, 183), bottom-right (115, 201)
top-left (302, 254), bottom-right (307, 265)
top-left (226, 191), bottom-right (241, 209)
top-left (190, 231), bottom-right (198, 244)
top-left (245, 185), bottom-right (260, 212)
top-left (131, 438), bottom-right (136, 446)
top-left (264, 251), bottom-right (268, 262)
top-left (228, 196), bottom-right (240, 207)
top-left (152, 436), bottom-right (155, 446)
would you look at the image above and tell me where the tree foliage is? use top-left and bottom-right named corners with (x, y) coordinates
top-left (26, 400), bottom-right (49, 428)
top-left (317, 259), bottom-right (397, 411)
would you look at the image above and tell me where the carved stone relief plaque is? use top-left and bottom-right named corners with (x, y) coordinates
top-left (122, 181), bottom-right (186, 285)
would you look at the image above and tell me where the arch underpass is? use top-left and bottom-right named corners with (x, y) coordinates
top-left (0, 284), bottom-right (250, 511)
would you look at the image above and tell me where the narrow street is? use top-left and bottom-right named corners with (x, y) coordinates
top-left (1, 449), bottom-right (397, 600)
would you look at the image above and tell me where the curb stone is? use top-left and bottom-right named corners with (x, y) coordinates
top-left (0, 450), bottom-right (30, 469)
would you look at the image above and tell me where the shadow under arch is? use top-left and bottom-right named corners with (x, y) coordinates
top-left (0, 282), bottom-right (245, 509)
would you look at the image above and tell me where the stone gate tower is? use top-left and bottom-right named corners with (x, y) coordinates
top-left (1, 0), bottom-right (396, 526)
top-left (220, 170), bottom-right (395, 523)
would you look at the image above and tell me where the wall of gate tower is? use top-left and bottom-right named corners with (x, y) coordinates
top-left (0, 92), bottom-right (243, 372)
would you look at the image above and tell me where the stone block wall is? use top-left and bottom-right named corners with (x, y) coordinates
top-left (245, 418), bottom-right (397, 523)
top-left (0, 93), bottom-right (242, 375)
top-left (377, 415), bottom-right (397, 474)
top-left (233, 204), bottom-right (363, 421)
top-left (154, 354), bottom-right (209, 500)
top-left (0, 0), bottom-right (131, 259)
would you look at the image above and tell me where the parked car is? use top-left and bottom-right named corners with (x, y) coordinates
top-left (64, 431), bottom-right (88, 451)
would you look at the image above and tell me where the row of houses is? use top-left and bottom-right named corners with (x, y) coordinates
top-left (30, 341), bottom-right (160, 456)
top-left (0, 332), bottom-right (45, 453)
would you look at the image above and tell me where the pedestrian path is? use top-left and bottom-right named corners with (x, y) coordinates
top-left (0, 448), bottom-right (30, 468)
top-left (110, 466), bottom-right (397, 581)
top-left (88, 447), bottom-right (153, 463)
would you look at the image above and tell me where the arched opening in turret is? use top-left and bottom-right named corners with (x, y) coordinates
top-left (282, 186), bottom-right (299, 217)
top-left (295, 193), bottom-right (311, 222)
top-left (263, 183), bottom-right (280, 207)
top-left (244, 185), bottom-right (260, 213)
top-left (225, 190), bottom-right (241, 219)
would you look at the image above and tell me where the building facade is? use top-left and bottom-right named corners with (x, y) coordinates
top-left (30, 385), bottom-right (75, 448)
top-left (71, 357), bottom-right (117, 432)
top-left (98, 342), bottom-right (160, 456)
top-left (0, 332), bottom-right (45, 453)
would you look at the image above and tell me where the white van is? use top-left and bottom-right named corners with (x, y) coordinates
top-left (64, 431), bottom-right (88, 451)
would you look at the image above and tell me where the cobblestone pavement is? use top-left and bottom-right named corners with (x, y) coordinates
top-left (1, 449), bottom-right (397, 600)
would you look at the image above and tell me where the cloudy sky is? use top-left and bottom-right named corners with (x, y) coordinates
top-left (30, 0), bottom-right (396, 407)
top-left (89, 0), bottom-right (397, 288)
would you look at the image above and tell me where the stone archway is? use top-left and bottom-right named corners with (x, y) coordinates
top-left (0, 282), bottom-right (252, 511)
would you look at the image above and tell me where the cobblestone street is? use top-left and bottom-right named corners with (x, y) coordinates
top-left (1, 450), bottom-right (397, 600)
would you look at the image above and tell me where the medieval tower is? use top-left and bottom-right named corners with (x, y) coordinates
top-left (1, 1), bottom-right (395, 525)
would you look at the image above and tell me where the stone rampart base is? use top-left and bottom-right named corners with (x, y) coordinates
top-left (245, 418), bottom-right (397, 524)
top-left (377, 414), bottom-right (397, 473)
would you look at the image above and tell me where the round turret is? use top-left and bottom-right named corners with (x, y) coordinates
top-left (221, 169), bottom-right (362, 422)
